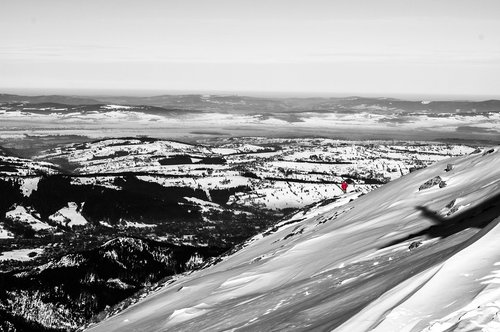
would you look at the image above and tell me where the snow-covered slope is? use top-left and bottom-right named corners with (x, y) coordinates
top-left (5, 205), bottom-right (53, 231)
top-left (49, 202), bottom-right (88, 228)
top-left (87, 148), bottom-right (500, 332)
top-left (0, 224), bottom-right (13, 239)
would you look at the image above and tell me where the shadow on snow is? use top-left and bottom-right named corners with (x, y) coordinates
top-left (381, 192), bottom-right (500, 249)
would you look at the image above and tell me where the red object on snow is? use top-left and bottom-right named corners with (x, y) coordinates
top-left (341, 181), bottom-right (348, 192)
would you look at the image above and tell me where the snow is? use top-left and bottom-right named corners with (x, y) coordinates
top-left (94, 220), bottom-right (155, 229)
top-left (28, 138), bottom-right (479, 218)
top-left (100, 221), bottom-right (114, 228)
top-left (36, 254), bottom-right (85, 272)
top-left (107, 278), bottom-right (133, 290)
top-left (5, 205), bottom-right (53, 231)
top-left (137, 175), bottom-right (250, 191)
top-left (228, 181), bottom-right (367, 210)
top-left (370, 216), bottom-right (500, 331)
top-left (88, 146), bottom-right (500, 332)
top-left (167, 303), bottom-right (211, 325)
top-left (0, 248), bottom-right (44, 261)
top-left (49, 202), bottom-right (88, 227)
top-left (0, 155), bottom-right (59, 176)
top-left (101, 105), bottom-right (134, 110)
top-left (183, 197), bottom-right (220, 208)
top-left (123, 221), bottom-right (155, 229)
top-left (20, 177), bottom-right (40, 196)
top-left (71, 176), bottom-right (122, 190)
top-left (0, 225), bottom-right (14, 239)
top-left (336, 265), bottom-right (443, 332)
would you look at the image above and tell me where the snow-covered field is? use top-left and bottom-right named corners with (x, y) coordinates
top-left (0, 155), bottom-right (59, 176)
top-left (49, 202), bottom-right (88, 228)
top-left (228, 181), bottom-right (375, 209)
top-left (0, 225), bottom-right (13, 239)
top-left (0, 248), bottom-right (44, 262)
top-left (87, 147), bottom-right (500, 332)
top-left (5, 205), bottom-right (53, 231)
top-left (31, 138), bottom-right (477, 212)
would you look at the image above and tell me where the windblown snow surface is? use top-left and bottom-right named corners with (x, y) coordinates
top-left (87, 148), bottom-right (500, 332)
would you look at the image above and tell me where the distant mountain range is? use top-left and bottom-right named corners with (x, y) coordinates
top-left (0, 94), bottom-right (102, 106)
top-left (1, 93), bottom-right (500, 114)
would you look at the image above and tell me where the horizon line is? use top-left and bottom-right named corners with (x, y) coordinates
top-left (0, 87), bottom-right (499, 101)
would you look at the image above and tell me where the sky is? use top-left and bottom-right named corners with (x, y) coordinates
top-left (0, 0), bottom-right (499, 98)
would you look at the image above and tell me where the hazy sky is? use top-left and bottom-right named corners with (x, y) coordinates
top-left (1, 0), bottom-right (499, 97)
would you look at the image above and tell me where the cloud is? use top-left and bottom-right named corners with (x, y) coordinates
top-left (2, 44), bottom-right (499, 66)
